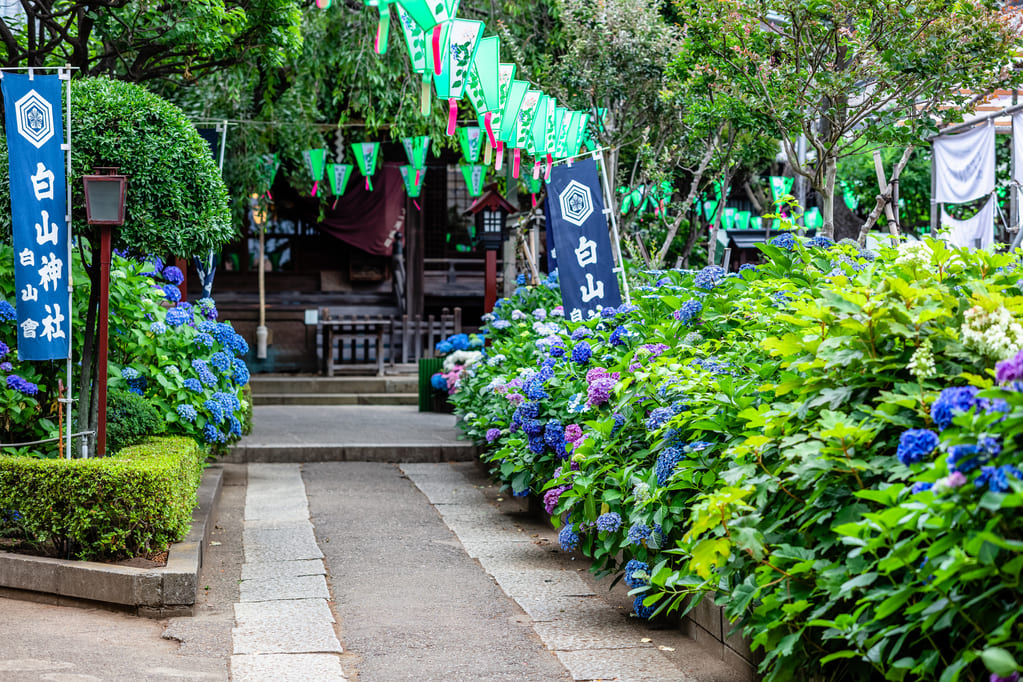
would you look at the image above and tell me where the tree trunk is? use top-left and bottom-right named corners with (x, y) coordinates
top-left (653, 128), bottom-right (719, 268)
top-left (707, 171), bottom-right (733, 265)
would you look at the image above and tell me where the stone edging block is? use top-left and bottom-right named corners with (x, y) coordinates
top-left (0, 464), bottom-right (223, 618)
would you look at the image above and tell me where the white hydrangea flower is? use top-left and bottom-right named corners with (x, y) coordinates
top-left (443, 350), bottom-right (483, 371)
top-left (894, 241), bottom-right (933, 269)
top-left (487, 354), bottom-right (507, 367)
top-left (961, 305), bottom-right (1023, 360)
top-left (907, 338), bottom-right (937, 379)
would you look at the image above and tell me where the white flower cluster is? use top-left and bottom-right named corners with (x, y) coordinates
top-left (961, 305), bottom-right (1023, 360)
top-left (907, 338), bottom-right (937, 379)
top-left (893, 241), bottom-right (933, 269)
top-left (486, 353), bottom-right (507, 367)
top-left (443, 350), bottom-right (483, 371)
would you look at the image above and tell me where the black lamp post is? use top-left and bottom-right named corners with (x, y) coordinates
top-left (83, 167), bottom-right (127, 457)
top-left (465, 185), bottom-right (517, 312)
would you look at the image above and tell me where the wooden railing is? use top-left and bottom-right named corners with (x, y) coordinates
top-left (317, 307), bottom-right (463, 376)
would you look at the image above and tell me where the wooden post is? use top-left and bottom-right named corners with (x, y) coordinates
top-left (96, 225), bottom-right (112, 457)
top-left (485, 249), bottom-right (497, 313)
top-left (174, 256), bottom-right (188, 302)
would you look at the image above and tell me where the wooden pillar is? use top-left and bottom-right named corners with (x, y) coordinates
top-left (174, 256), bottom-right (188, 302)
top-left (485, 250), bottom-right (497, 313)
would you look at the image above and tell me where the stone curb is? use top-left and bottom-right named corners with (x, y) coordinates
top-left (223, 444), bottom-right (478, 463)
top-left (0, 464), bottom-right (224, 618)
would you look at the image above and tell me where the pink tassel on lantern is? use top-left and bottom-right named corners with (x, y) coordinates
top-left (512, 148), bottom-right (521, 179)
top-left (495, 141), bottom-right (505, 171)
top-left (366, 177), bottom-right (370, 191)
top-left (532, 161), bottom-right (541, 180)
top-left (332, 197), bottom-right (339, 210)
top-left (413, 199), bottom-right (422, 211)
top-left (545, 153), bottom-right (553, 180)
top-left (484, 112), bottom-right (497, 148)
top-left (311, 181), bottom-right (319, 197)
top-left (432, 25), bottom-right (443, 76)
top-left (447, 98), bottom-right (458, 135)
top-left (531, 193), bottom-right (537, 208)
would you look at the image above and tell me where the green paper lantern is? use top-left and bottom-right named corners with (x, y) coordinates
top-left (702, 200), bottom-right (718, 222)
top-left (365, 0), bottom-right (396, 53)
top-left (769, 176), bottom-right (794, 204)
top-left (466, 36), bottom-right (501, 123)
top-left (523, 175), bottom-right (542, 195)
top-left (327, 163), bottom-right (354, 196)
top-left (513, 90), bottom-right (542, 150)
top-left (552, 108), bottom-right (571, 159)
top-left (354, 142), bottom-right (380, 191)
top-left (302, 148), bottom-right (327, 196)
top-left (395, 0), bottom-right (458, 33)
top-left (402, 136), bottom-right (430, 168)
top-left (432, 18), bottom-right (485, 136)
top-left (399, 164), bottom-right (425, 197)
top-left (527, 94), bottom-right (549, 156)
top-left (457, 127), bottom-right (482, 164)
top-left (722, 206), bottom-right (736, 230)
top-left (396, 5), bottom-right (433, 115)
top-left (497, 80), bottom-right (529, 144)
top-left (460, 164), bottom-right (487, 197)
top-left (805, 207), bottom-right (823, 230)
top-left (257, 153), bottom-right (280, 195)
top-left (733, 210), bottom-right (751, 230)
top-left (564, 112), bottom-right (589, 157)
top-left (751, 215), bottom-right (763, 230)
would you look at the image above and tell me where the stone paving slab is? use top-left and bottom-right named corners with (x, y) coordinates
top-left (239, 574), bottom-right (331, 603)
top-left (231, 653), bottom-right (346, 681)
top-left (461, 537), bottom-right (552, 561)
top-left (243, 523), bottom-right (324, 563)
top-left (532, 612), bottom-right (658, 651)
top-left (489, 567), bottom-right (598, 599)
top-left (233, 599), bottom-right (342, 655)
top-left (512, 594), bottom-right (614, 623)
top-left (241, 559), bottom-right (326, 581)
top-left (556, 648), bottom-right (696, 682)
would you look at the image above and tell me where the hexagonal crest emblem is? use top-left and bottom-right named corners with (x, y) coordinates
top-left (559, 180), bottom-right (594, 227)
top-left (14, 90), bottom-right (54, 149)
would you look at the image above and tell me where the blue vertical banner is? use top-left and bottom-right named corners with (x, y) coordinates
top-left (545, 158), bottom-right (621, 321)
top-left (2, 73), bottom-right (70, 360)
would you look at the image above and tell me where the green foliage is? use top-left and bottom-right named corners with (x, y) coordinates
top-left (453, 232), bottom-right (1023, 680)
top-left (105, 390), bottom-right (166, 455)
top-left (0, 1), bottom-right (304, 84)
top-left (0, 436), bottom-right (205, 560)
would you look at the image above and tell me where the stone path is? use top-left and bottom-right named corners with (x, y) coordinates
top-left (230, 464), bottom-right (345, 681)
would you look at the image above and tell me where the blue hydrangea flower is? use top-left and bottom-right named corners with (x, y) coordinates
top-left (150, 321), bottom-right (167, 334)
top-left (655, 446), bottom-right (685, 486)
top-left (627, 523), bottom-right (652, 545)
top-left (0, 340), bottom-right (9, 361)
top-left (192, 359), bottom-right (217, 386)
top-left (183, 378), bottom-right (203, 393)
top-left (571, 341), bottom-right (592, 364)
top-left (447, 333), bottom-right (470, 351)
top-left (946, 437), bottom-right (1001, 473)
top-left (646, 406), bottom-right (674, 431)
top-left (633, 595), bottom-right (657, 619)
top-left (595, 512), bottom-right (622, 532)
top-left (213, 391), bottom-right (242, 413)
top-left (197, 320), bottom-right (217, 334)
top-left (525, 378), bottom-right (550, 401)
top-left (770, 232), bottom-right (796, 250)
top-left (673, 299), bottom-right (703, 324)
top-left (516, 273), bottom-right (527, 285)
top-left (162, 284), bottom-right (182, 303)
top-left (166, 307), bottom-right (192, 327)
top-left (231, 358), bottom-right (250, 386)
top-left (528, 434), bottom-right (546, 454)
top-left (204, 398), bottom-right (225, 423)
top-left (194, 333), bottom-right (215, 348)
top-left (932, 386), bottom-right (980, 430)
top-left (739, 264), bottom-right (756, 272)
top-left (0, 300), bottom-right (16, 322)
top-left (229, 415), bottom-right (243, 437)
top-left (6, 374), bottom-right (38, 396)
top-left (807, 235), bottom-right (835, 249)
top-left (609, 325), bottom-right (629, 346)
top-left (197, 297), bottom-right (218, 321)
top-left (600, 306), bottom-right (617, 319)
top-left (162, 266), bottom-right (184, 285)
top-left (559, 524), bottom-right (580, 551)
top-left (0, 362), bottom-right (12, 372)
top-left (210, 351), bottom-right (232, 373)
top-left (518, 401), bottom-right (540, 419)
top-left (975, 465), bottom-right (1023, 493)
top-left (910, 481), bottom-right (933, 494)
top-left (436, 341), bottom-right (454, 354)
top-left (611, 413), bottom-right (626, 436)
top-left (570, 328), bottom-right (591, 341)
top-left (694, 265), bottom-right (725, 290)
top-left (896, 429), bottom-right (939, 466)
top-left (176, 404), bottom-right (198, 422)
top-left (544, 420), bottom-right (566, 456)
top-left (623, 559), bottom-right (650, 588)
top-left (431, 373), bottom-right (447, 391)
top-left (492, 319), bottom-right (512, 331)
top-left (203, 422), bottom-right (224, 444)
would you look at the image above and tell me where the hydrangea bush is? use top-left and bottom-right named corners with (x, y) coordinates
top-left (0, 246), bottom-right (251, 456)
top-left (451, 235), bottom-right (1023, 682)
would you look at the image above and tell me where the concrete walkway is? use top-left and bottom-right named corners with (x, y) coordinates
top-left (0, 406), bottom-right (749, 681)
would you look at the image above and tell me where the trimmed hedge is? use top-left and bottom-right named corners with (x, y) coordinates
top-left (0, 437), bottom-right (205, 560)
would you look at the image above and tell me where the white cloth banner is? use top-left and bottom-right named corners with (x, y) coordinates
top-left (933, 122), bottom-right (995, 204)
top-left (940, 195), bottom-right (995, 250)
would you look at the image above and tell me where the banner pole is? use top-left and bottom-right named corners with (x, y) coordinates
top-left (594, 149), bottom-right (631, 304)
top-left (63, 65), bottom-right (72, 459)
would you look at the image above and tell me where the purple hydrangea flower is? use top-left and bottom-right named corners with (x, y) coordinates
top-left (0, 362), bottom-right (12, 372)
top-left (571, 341), bottom-right (592, 364)
top-left (485, 427), bottom-right (501, 443)
top-left (162, 266), bottom-right (184, 285)
top-left (543, 485), bottom-right (569, 514)
top-left (673, 300), bottom-right (703, 324)
top-left (0, 340), bottom-right (8, 361)
top-left (162, 284), bottom-right (182, 303)
top-left (6, 374), bottom-right (38, 396)
top-left (996, 349), bottom-right (1023, 384)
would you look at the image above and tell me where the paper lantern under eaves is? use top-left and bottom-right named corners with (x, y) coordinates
top-left (396, 5), bottom-right (432, 116)
top-left (769, 176), bottom-right (794, 204)
top-left (402, 136), bottom-right (430, 169)
top-left (354, 142), bottom-right (380, 191)
top-left (466, 36), bottom-right (502, 147)
top-left (432, 18), bottom-right (484, 135)
top-left (458, 127), bottom-right (483, 164)
top-left (327, 163), bottom-right (354, 197)
top-left (460, 164), bottom-right (487, 197)
top-left (395, 0), bottom-right (460, 75)
top-left (258, 153), bottom-right (280, 197)
top-left (399, 164), bottom-right (426, 198)
top-left (302, 148), bottom-right (328, 196)
top-left (722, 207), bottom-right (736, 230)
top-left (497, 79), bottom-right (528, 145)
top-left (733, 210), bottom-right (751, 230)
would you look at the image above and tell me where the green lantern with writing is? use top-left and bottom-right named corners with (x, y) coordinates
top-left (354, 142), bottom-right (380, 191)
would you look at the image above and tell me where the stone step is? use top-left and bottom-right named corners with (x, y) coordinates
top-left (249, 376), bottom-right (418, 396)
top-left (252, 393), bottom-right (418, 406)
top-left (224, 443), bottom-right (478, 464)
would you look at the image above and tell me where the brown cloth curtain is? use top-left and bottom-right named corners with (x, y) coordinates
top-left (318, 162), bottom-right (405, 256)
